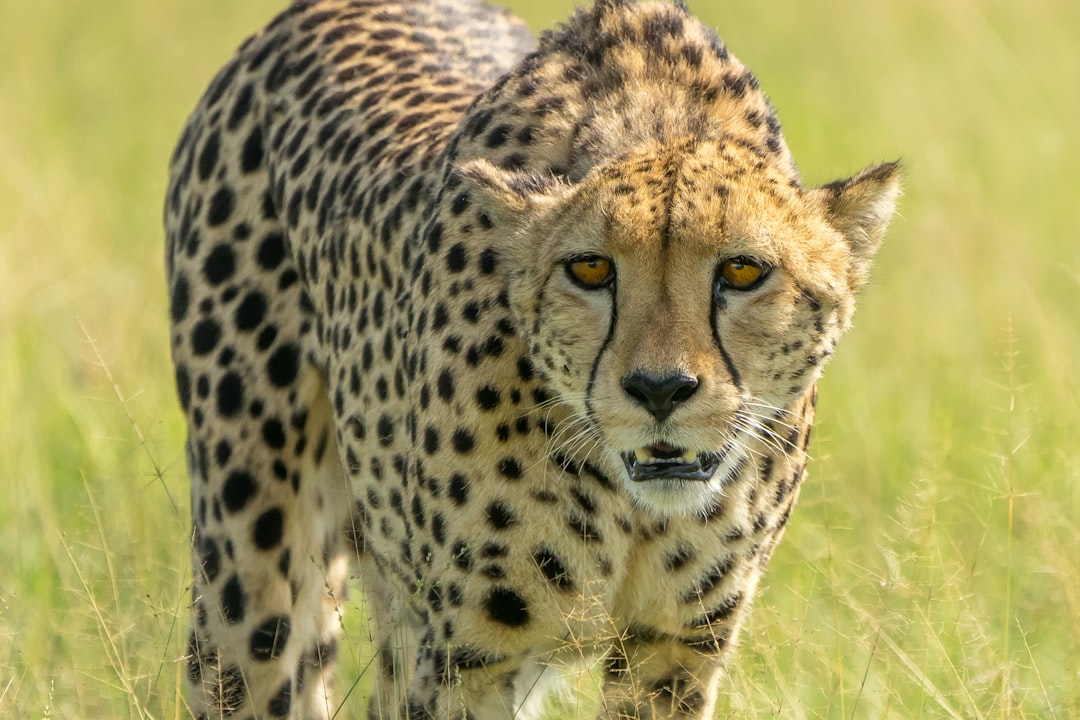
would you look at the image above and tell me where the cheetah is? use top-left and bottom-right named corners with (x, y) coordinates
top-left (165, 0), bottom-right (900, 717)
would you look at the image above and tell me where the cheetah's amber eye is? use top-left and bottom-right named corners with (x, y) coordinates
top-left (566, 256), bottom-right (615, 290)
top-left (717, 256), bottom-right (768, 291)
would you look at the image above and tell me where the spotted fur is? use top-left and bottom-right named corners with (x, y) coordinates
top-left (166, 1), bottom-right (899, 718)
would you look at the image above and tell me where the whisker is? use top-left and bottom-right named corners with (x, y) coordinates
top-left (732, 417), bottom-right (787, 460)
top-left (743, 399), bottom-right (811, 429)
top-left (529, 407), bottom-right (604, 476)
top-left (732, 409), bottom-right (795, 462)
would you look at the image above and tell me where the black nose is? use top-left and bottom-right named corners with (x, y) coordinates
top-left (620, 371), bottom-right (700, 422)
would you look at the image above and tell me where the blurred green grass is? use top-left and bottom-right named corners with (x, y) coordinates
top-left (0, 0), bottom-right (1076, 717)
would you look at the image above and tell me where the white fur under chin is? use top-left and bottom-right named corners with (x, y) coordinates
top-left (513, 657), bottom-right (571, 720)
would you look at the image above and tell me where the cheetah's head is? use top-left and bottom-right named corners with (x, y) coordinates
top-left (461, 141), bottom-right (900, 516)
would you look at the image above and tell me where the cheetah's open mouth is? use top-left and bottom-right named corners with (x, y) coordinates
top-left (620, 442), bottom-right (722, 482)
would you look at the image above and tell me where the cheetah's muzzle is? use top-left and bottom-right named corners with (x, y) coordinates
top-left (621, 443), bottom-right (723, 482)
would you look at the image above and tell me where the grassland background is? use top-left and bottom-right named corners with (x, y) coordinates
top-left (1, 0), bottom-right (1077, 717)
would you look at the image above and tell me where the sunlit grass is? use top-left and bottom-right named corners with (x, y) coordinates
top-left (1, 0), bottom-right (1077, 717)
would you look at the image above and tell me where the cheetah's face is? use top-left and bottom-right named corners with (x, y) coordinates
top-left (462, 142), bottom-right (900, 515)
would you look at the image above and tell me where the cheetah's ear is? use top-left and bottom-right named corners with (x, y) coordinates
top-left (457, 159), bottom-right (572, 231)
top-left (811, 161), bottom-right (902, 290)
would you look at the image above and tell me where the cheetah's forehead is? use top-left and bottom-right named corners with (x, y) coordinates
top-left (540, 141), bottom-right (848, 292)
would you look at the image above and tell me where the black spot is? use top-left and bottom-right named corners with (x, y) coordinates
top-left (452, 428), bottom-right (475, 454)
top-left (215, 439), bottom-right (232, 467)
top-left (267, 679), bottom-right (292, 718)
top-left (197, 131), bottom-right (220, 182)
top-left (377, 414), bottom-right (394, 446)
top-left (226, 81), bottom-right (254, 128)
top-left (411, 495), bottom-right (426, 527)
top-left (278, 548), bottom-right (291, 577)
top-left (235, 291), bottom-right (267, 331)
top-left (249, 614), bottom-right (291, 661)
top-left (516, 125), bottom-right (536, 145)
top-left (462, 301), bottom-right (481, 323)
top-left (436, 369), bottom-right (454, 402)
top-left (257, 325), bottom-right (278, 351)
top-left (425, 221), bottom-right (443, 253)
top-left (253, 507), bottom-right (285, 549)
top-left (267, 343), bottom-right (300, 387)
top-left (464, 108), bottom-right (494, 138)
top-left (452, 540), bottom-right (473, 571)
top-left (567, 513), bottom-right (603, 543)
top-left (570, 487), bottom-right (596, 514)
top-left (486, 501), bottom-right (517, 530)
top-left (497, 457), bottom-right (522, 480)
top-left (203, 244), bottom-right (235, 285)
top-left (449, 473), bottom-right (469, 505)
top-left (216, 372), bottom-right (244, 418)
top-left (431, 513), bottom-right (446, 545)
top-left (484, 587), bottom-right (530, 627)
top-left (192, 319), bottom-right (222, 356)
top-left (664, 544), bottom-right (695, 572)
top-left (723, 71), bottom-right (748, 99)
top-left (445, 242), bottom-right (467, 272)
top-left (220, 574), bottom-right (246, 623)
top-left (175, 365), bottom-right (192, 411)
top-left (517, 356), bottom-right (534, 381)
top-left (257, 232), bottom-right (286, 270)
top-left (207, 187), bottom-right (236, 227)
top-left (184, 631), bottom-right (204, 683)
top-left (475, 385), bottom-right (500, 410)
top-left (534, 95), bottom-right (565, 115)
top-left (423, 426), bottom-right (439, 454)
top-left (752, 512), bottom-right (768, 533)
top-left (262, 418), bottom-right (286, 449)
top-left (240, 126), bottom-right (265, 174)
top-left (170, 273), bottom-right (190, 322)
top-left (688, 592), bottom-right (744, 629)
top-left (767, 113), bottom-right (782, 136)
top-left (432, 303), bottom-right (449, 330)
top-left (222, 470), bottom-right (257, 513)
top-left (482, 564), bottom-right (505, 579)
top-left (198, 536), bottom-right (221, 583)
top-left (485, 124), bottom-right (512, 148)
top-left (450, 193), bottom-right (470, 215)
top-left (532, 548), bottom-right (573, 591)
top-left (679, 556), bottom-right (734, 604)
top-left (211, 663), bottom-right (247, 711)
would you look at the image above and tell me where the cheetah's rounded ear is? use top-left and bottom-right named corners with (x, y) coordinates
top-left (457, 159), bottom-right (573, 231)
top-left (810, 161), bottom-right (902, 290)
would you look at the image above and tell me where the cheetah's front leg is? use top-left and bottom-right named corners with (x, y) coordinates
top-left (183, 367), bottom-right (353, 720)
top-left (359, 578), bottom-right (526, 720)
top-left (388, 649), bottom-right (520, 720)
top-left (597, 635), bottom-right (726, 720)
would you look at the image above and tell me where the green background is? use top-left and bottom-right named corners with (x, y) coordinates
top-left (1, 0), bottom-right (1077, 717)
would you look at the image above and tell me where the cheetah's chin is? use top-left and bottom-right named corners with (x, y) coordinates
top-left (620, 443), bottom-right (723, 482)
